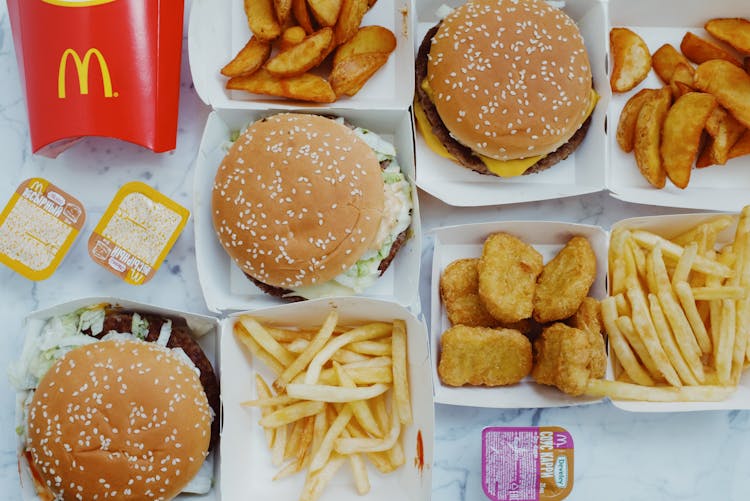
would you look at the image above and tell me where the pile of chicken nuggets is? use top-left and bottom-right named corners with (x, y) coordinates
top-left (437, 233), bottom-right (607, 396)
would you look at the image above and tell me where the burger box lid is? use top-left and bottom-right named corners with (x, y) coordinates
top-left (607, 213), bottom-right (750, 412)
top-left (430, 220), bottom-right (608, 408)
top-left (14, 297), bottom-right (221, 500)
top-left (219, 297), bottom-right (433, 501)
top-left (412, 0), bottom-right (608, 207)
top-left (187, 0), bottom-right (415, 111)
top-left (193, 108), bottom-right (422, 314)
top-left (606, 0), bottom-right (750, 211)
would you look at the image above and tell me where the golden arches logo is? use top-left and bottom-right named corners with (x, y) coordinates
top-left (42, 0), bottom-right (117, 7)
top-left (58, 48), bottom-right (114, 99)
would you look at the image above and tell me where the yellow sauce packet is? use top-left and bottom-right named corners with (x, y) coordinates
top-left (88, 181), bottom-right (189, 285)
top-left (0, 178), bottom-right (85, 280)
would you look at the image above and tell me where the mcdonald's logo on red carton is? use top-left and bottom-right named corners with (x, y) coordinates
top-left (7, 0), bottom-right (185, 157)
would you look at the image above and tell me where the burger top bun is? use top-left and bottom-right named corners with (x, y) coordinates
top-left (427, 0), bottom-right (593, 160)
top-left (26, 339), bottom-right (211, 501)
top-left (213, 113), bottom-right (385, 290)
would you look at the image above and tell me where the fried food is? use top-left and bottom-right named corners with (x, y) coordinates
top-left (617, 89), bottom-right (658, 153)
top-left (705, 18), bottom-right (750, 55)
top-left (308, 0), bottom-right (343, 27)
top-left (669, 63), bottom-right (694, 99)
top-left (680, 32), bottom-right (741, 67)
top-left (245, 0), bottom-right (282, 41)
top-left (531, 323), bottom-right (595, 396)
top-left (333, 26), bottom-right (397, 66)
top-left (567, 297), bottom-right (606, 379)
top-left (661, 92), bottom-right (717, 189)
top-left (438, 326), bottom-right (532, 387)
top-left (280, 26), bottom-right (307, 51)
top-left (634, 87), bottom-right (671, 189)
top-left (698, 107), bottom-right (746, 167)
top-left (652, 44), bottom-right (694, 84)
top-left (292, 0), bottom-right (315, 34)
top-left (533, 236), bottom-right (597, 323)
top-left (478, 233), bottom-right (543, 324)
top-left (265, 28), bottom-right (334, 78)
top-left (439, 258), bottom-right (497, 327)
top-left (694, 59), bottom-right (750, 129)
top-left (226, 69), bottom-right (336, 103)
top-left (610, 27), bottom-right (652, 93)
top-left (334, 0), bottom-right (368, 44)
top-left (331, 53), bottom-right (390, 96)
top-left (221, 36), bottom-right (272, 77)
top-left (729, 129), bottom-right (750, 160)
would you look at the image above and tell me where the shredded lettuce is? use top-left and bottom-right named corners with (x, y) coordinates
top-left (78, 306), bottom-right (105, 335)
top-left (131, 313), bottom-right (149, 340)
top-left (156, 320), bottom-right (173, 346)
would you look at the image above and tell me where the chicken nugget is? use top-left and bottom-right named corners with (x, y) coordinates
top-left (438, 326), bottom-right (532, 387)
top-left (567, 297), bottom-right (607, 379)
top-left (440, 258), bottom-right (497, 327)
top-left (533, 236), bottom-right (597, 323)
top-left (532, 323), bottom-right (593, 396)
top-left (478, 233), bottom-right (543, 324)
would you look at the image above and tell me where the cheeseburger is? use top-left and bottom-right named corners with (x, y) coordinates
top-left (212, 113), bottom-right (412, 300)
top-left (10, 305), bottom-right (220, 500)
top-left (415, 0), bottom-right (598, 177)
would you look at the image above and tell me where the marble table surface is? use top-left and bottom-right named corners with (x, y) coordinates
top-left (1, 3), bottom-right (749, 500)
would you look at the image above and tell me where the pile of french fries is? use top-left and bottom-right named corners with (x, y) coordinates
top-left (611, 18), bottom-right (750, 189)
top-left (587, 208), bottom-right (750, 402)
top-left (221, 0), bottom-right (397, 102)
top-left (234, 311), bottom-right (412, 501)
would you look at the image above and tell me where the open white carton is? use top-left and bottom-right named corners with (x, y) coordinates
top-left (221, 297), bottom-right (434, 501)
top-left (609, 213), bottom-right (750, 412)
top-left (194, 108), bottom-right (422, 313)
top-left (430, 221), bottom-right (608, 407)
top-left (607, 0), bottom-right (750, 211)
top-left (413, 0), bottom-right (608, 207)
top-left (188, 0), bottom-right (415, 110)
top-left (13, 297), bottom-right (221, 501)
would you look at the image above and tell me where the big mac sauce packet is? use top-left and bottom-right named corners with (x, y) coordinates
top-left (7, 0), bottom-right (184, 156)
top-left (482, 426), bottom-right (574, 501)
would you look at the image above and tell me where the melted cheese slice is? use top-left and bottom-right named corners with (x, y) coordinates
top-left (415, 79), bottom-right (599, 177)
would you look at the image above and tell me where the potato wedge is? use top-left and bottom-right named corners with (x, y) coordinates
top-left (309, 0), bottom-right (343, 27)
top-left (334, 0), bottom-right (368, 45)
top-left (275, 0), bottom-right (293, 24)
top-left (227, 69), bottom-right (286, 96)
top-left (292, 0), bottom-right (315, 34)
top-left (280, 26), bottom-right (308, 51)
top-left (703, 107), bottom-right (746, 166)
top-left (668, 62), bottom-right (693, 96)
top-left (680, 32), bottom-right (741, 67)
top-left (281, 73), bottom-right (336, 102)
top-left (610, 28), bottom-right (652, 93)
top-left (634, 88), bottom-right (672, 188)
top-left (661, 92), bottom-right (717, 189)
top-left (705, 18), bottom-right (750, 55)
top-left (245, 0), bottom-right (282, 41)
top-left (744, 57), bottom-right (750, 74)
top-left (694, 59), bottom-right (750, 128)
top-left (652, 44), bottom-right (694, 84)
top-left (330, 52), bottom-right (389, 96)
top-left (617, 88), bottom-right (658, 153)
top-left (333, 25), bottom-right (396, 67)
top-left (266, 27), bottom-right (334, 78)
top-left (729, 129), bottom-right (750, 160)
top-left (221, 37), bottom-right (272, 77)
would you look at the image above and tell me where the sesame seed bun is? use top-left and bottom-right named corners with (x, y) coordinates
top-left (212, 113), bottom-right (385, 290)
top-left (26, 339), bottom-right (211, 501)
top-left (427, 0), bottom-right (593, 160)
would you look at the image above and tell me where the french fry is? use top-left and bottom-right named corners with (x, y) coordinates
top-left (617, 89), bottom-right (658, 153)
top-left (731, 215), bottom-right (750, 382)
top-left (276, 311), bottom-right (338, 390)
top-left (272, 422), bottom-right (288, 466)
top-left (694, 60), bottom-right (750, 129)
top-left (705, 18), bottom-right (750, 55)
top-left (652, 44), bottom-right (694, 84)
top-left (235, 324), bottom-right (285, 375)
top-left (601, 297), bottom-right (654, 386)
top-left (661, 92), bottom-right (717, 189)
top-left (671, 242), bottom-right (698, 285)
top-left (610, 27), bottom-right (652, 92)
top-left (615, 315), bottom-right (661, 381)
top-left (256, 375), bottom-right (276, 447)
top-left (317, 365), bottom-right (393, 385)
top-left (674, 281), bottom-right (712, 354)
top-left (648, 294), bottom-right (699, 385)
top-left (300, 453), bottom-right (346, 501)
top-left (241, 394), bottom-right (299, 407)
top-left (287, 383), bottom-right (389, 402)
top-left (680, 31), bottom-right (741, 67)
top-left (245, 0), bottom-right (282, 41)
top-left (259, 400), bottom-right (326, 428)
top-left (716, 299), bottom-right (736, 385)
top-left (631, 230), bottom-right (732, 278)
top-left (309, 405), bottom-right (353, 472)
top-left (348, 450), bottom-right (370, 495)
top-left (335, 402), bottom-right (400, 454)
top-left (348, 340), bottom-right (391, 356)
top-left (391, 319), bottom-right (412, 425)
top-left (240, 317), bottom-right (296, 366)
top-left (268, 326), bottom-right (316, 342)
top-left (221, 37), bottom-right (272, 77)
top-left (671, 216), bottom-right (734, 247)
top-left (285, 416), bottom-right (308, 460)
top-left (585, 378), bottom-right (734, 402)
top-left (634, 88), bottom-right (671, 189)
top-left (334, 362), bottom-right (382, 437)
top-left (691, 286), bottom-right (746, 300)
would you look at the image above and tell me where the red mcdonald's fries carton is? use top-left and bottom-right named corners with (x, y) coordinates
top-left (7, 0), bottom-right (185, 157)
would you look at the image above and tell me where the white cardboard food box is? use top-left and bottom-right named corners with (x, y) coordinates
top-left (14, 298), bottom-right (221, 501)
top-left (608, 213), bottom-right (750, 412)
top-left (220, 297), bottom-right (434, 501)
top-left (188, 0), bottom-right (415, 110)
top-left (413, 0), bottom-right (609, 207)
top-left (430, 221), bottom-right (608, 408)
top-left (193, 109), bottom-right (422, 313)
top-left (606, 0), bottom-right (750, 211)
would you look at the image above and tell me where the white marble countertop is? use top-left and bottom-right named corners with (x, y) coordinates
top-left (1, 3), bottom-right (748, 500)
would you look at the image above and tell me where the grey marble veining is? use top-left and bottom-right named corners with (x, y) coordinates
top-left (0, 1), bottom-right (748, 500)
